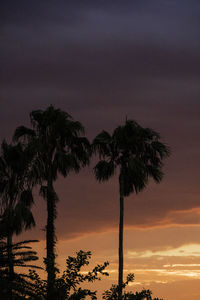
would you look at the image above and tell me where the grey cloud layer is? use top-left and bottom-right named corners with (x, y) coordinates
top-left (1, 0), bottom-right (200, 239)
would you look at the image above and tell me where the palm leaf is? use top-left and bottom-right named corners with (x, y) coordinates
top-left (94, 160), bottom-right (115, 182)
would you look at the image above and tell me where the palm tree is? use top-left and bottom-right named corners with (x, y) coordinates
top-left (13, 105), bottom-right (91, 299)
top-left (93, 119), bottom-right (170, 299)
top-left (0, 140), bottom-right (35, 299)
top-left (0, 236), bottom-right (41, 299)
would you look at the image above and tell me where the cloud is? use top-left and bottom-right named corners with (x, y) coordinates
top-left (20, 226), bottom-right (200, 299)
top-left (128, 244), bottom-right (200, 258)
top-left (1, 0), bottom-right (200, 244)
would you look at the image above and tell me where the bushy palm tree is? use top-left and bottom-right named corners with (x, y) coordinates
top-left (0, 236), bottom-right (41, 299)
top-left (0, 141), bottom-right (35, 300)
top-left (13, 106), bottom-right (91, 299)
top-left (93, 119), bottom-right (170, 299)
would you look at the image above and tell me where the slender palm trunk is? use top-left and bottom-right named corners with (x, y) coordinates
top-left (118, 175), bottom-right (124, 300)
top-left (46, 175), bottom-right (56, 300)
top-left (7, 232), bottom-right (14, 300)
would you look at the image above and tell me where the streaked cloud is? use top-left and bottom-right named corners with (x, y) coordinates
top-left (164, 264), bottom-right (200, 268)
top-left (128, 244), bottom-right (200, 258)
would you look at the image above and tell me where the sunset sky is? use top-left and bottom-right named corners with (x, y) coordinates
top-left (1, 1), bottom-right (200, 299)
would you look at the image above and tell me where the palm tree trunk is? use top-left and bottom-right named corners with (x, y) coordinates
top-left (118, 175), bottom-right (124, 300)
top-left (46, 176), bottom-right (56, 300)
top-left (7, 232), bottom-right (14, 300)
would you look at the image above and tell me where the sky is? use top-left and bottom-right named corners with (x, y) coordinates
top-left (1, 1), bottom-right (200, 299)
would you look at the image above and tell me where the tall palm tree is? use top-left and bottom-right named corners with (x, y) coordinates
top-left (93, 119), bottom-right (170, 299)
top-left (0, 140), bottom-right (35, 300)
top-left (13, 105), bottom-right (91, 299)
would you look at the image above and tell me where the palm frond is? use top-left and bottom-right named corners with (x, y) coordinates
top-left (13, 126), bottom-right (36, 142)
top-left (39, 185), bottom-right (48, 200)
top-left (92, 130), bottom-right (112, 158)
top-left (94, 160), bottom-right (115, 182)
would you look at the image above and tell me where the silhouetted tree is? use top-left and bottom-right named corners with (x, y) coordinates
top-left (93, 120), bottom-right (170, 299)
top-left (13, 106), bottom-right (91, 299)
top-left (0, 141), bottom-right (35, 300)
top-left (28, 250), bottom-right (109, 300)
top-left (0, 237), bottom-right (41, 299)
top-left (103, 273), bottom-right (163, 300)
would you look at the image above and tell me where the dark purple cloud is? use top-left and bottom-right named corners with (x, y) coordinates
top-left (0, 0), bottom-right (200, 240)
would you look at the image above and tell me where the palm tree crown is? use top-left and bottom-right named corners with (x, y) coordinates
top-left (93, 120), bottom-right (170, 193)
top-left (0, 140), bottom-right (35, 236)
top-left (14, 105), bottom-right (91, 182)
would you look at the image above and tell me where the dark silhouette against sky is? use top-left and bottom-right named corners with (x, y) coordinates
top-left (1, 1), bottom-right (200, 299)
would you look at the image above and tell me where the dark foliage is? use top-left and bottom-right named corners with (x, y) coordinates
top-left (28, 250), bottom-right (109, 300)
top-left (0, 238), bottom-right (41, 299)
top-left (103, 273), bottom-right (163, 300)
